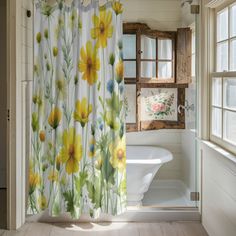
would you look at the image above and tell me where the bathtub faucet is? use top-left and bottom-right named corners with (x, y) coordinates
top-left (178, 100), bottom-right (194, 114)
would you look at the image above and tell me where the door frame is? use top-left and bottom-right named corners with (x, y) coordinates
top-left (7, 0), bottom-right (25, 230)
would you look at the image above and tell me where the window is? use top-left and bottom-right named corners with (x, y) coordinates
top-left (140, 34), bottom-right (175, 82)
top-left (210, 2), bottom-right (236, 153)
top-left (123, 23), bottom-right (191, 132)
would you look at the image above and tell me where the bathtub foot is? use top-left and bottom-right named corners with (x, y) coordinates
top-left (127, 193), bottom-right (144, 206)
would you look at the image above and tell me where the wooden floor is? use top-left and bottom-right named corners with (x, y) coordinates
top-left (1, 222), bottom-right (208, 236)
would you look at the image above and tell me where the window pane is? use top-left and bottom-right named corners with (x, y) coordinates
top-left (123, 34), bottom-right (136, 59)
top-left (212, 78), bottom-right (222, 106)
top-left (224, 110), bottom-right (236, 144)
top-left (230, 39), bottom-right (236, 71)
top-left (223, 78), bottom-right (236, 109)
top-left (124, 84), bottom-right (136, 123)
top-left (217, 8), bottom-right (228, 42)
top-left (141, 35), bottom-right (156, 60)
top-left (217, 41), bottom-right (228, 72)
top-left (158, 39), bottom-right (172, 60)
top-left (212, 107), bottom-right (222, 137)
top-left (124, 61), bottom-right (136, 78)
top-left (141, 61), bottom-right (156, 78)
top-left (158, 62), bottom-right (172, 78)
top-left (230, 4), bottom-right (236, 37)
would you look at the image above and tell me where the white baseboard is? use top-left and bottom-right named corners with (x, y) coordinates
top-left (27, 207), bottom-right (200, 223)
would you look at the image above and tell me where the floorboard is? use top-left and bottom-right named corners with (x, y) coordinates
top-left (1, 222), bottom-right (209, 236)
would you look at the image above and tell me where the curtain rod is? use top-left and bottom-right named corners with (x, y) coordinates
top-left (43, 0), bottom-right (111, 6)
top-left (33, 0), bottom-right (115, 11)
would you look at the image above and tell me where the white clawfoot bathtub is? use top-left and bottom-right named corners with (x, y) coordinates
top-left (126, 145), bottom-right (173, 206)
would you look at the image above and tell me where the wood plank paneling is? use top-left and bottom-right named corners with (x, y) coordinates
top-left (176, 28), bottom-right (192, 84)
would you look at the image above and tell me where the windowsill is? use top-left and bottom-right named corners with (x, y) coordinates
top-left (201, 140), bottom-right (236, 164)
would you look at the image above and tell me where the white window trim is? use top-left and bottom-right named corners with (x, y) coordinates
top-left (209, 0), bottom-right (236, 155)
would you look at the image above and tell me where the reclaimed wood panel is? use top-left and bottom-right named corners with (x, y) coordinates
top-left (176, 28), bottom-right (192, 84)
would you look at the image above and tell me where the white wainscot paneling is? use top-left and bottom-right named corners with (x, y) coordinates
top-left (181, 130), bottom-right (196, 192)
top-left (201, 142), bottom-right (236, 236)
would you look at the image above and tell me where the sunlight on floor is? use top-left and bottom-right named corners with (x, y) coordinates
top-left (62, 222), bottom-right (128, 232)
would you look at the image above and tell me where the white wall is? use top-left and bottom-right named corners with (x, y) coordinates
top-left (123, 0), bottom-right (182, 31)
top-left (0, 0), bottom-right (7, 189)
top-left (201, 142), bottom-right (236, 236)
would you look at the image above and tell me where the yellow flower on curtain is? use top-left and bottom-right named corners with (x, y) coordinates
top-left (115, 60), bottom-right (124, 84)
top-left (91, 10), bottom-right (113, 48)
top-left (78, 41), bottom-right (100, 85)
top-left (88, 137), bottom-right (96, 158)
top-left (112, 1), bottom-right (123, 15)
top-left (53, 47), bottom-right (58, 57)
top-left (56, 154), bottom-right (62, 171)
top-left (48, 169), bottom-right (59, 182)
top-left (60, 128), bottom-right (82, 175)
top-left (70, 9), bottom-right (77, 28)
top-left (36, 32), bottom-right (42, 44)
top-left (74, 97), bottom-right (92, 127)
top-left (29, 171), bottom-right (41, 194)
top-left (48, 107), bottom-right (62, 129)
top-left (38, 195), bottom-right (47, 210)
top-left (56, 79), bottom-right (66, 100)
top-left (39, 130), bottom-right (46, 142)
top-left (95, 155), bottom-right (103, 170)
top-left (110, 137), bottom-right (126, 172)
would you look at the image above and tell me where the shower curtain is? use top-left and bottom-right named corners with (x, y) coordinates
top-left (29, 0), bottom-right (126, 218)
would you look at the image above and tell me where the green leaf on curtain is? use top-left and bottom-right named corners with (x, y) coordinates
top-left (52, 202), bottom-right (61, 216)
top-left (63, 190), bottom-right (80, 218)
top-left (75, 172), bottom-right (88, 195)
top-left (63, 191), bottom-right (75, 214)
top-left (86, 178), bottom-right (102, 209)
top-left (105, 111), bottom-right (120, 130)
top-left (106, 92), bottom-right (123, 115)
top-left (119, 178), bottom-right (127, 195)
top-left (31, 112), bottom-right (39, 132)
top-left (101, 148), bottom-right (115, 185)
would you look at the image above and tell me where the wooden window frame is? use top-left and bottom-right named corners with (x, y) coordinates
top-left (123, 23), bottom-right (187, 132)
top-left (139, 30), bottom-right (176, 84)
